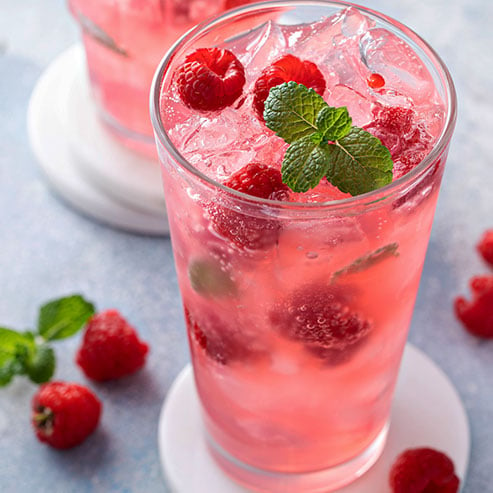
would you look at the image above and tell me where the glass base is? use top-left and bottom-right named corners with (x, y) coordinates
top-left (97, 107), bottom-right (158, 160)
top-left (158, 345), bottom-right (470, 493)
top-left (206, 424), bottom-right (389, 493)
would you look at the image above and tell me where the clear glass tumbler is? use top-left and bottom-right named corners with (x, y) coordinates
top-left (151, 2), bottom-right (456, 491)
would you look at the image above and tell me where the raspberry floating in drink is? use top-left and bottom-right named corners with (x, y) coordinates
top-left (252, 54), bottom-right (326, 119)
top-left (175, 48), bottom-right (246, 111)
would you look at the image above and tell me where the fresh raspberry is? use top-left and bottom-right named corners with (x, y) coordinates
top-left (394, 151), bottom-right (427, 179)
top-left (225, 162), bottom-right (290, 200)
top-left (389, 448), bottom-right (460, 493)
top-left (477, 229), bottom-right (493, 267)
top-left (253, 54), bottom-right (326, 119)
top-left (76, 310), bottom-right (149, 381)
top-left (32, 382), bottom-right (102, 449)
top-left (175, 48), bottom-right (245, 111)
top-left (454, 275), bottom-right (493, 338)
top-left (208, 162), bottom-right (289, 250)
top-left (373, 106), bottom-right (414, 134)
top-left (184, 306), bottom-right (261, 364)
top-left (270, 284), bottom-right (371, 363)
top-left (367, 73), bottom-right (385, 89)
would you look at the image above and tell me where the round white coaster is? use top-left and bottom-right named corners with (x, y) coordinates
top-left (27, 45), bottom-right (169, 236)
top-left (158, 344), bottom-right (470, 493)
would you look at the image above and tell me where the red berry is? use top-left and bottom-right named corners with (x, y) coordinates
top-left (367, 73), bottom-right (385, 89)
top-left (389, 448), bottom-right (460, 493)
top-left (373, 106), bottom-right (414, 134)
top-left (175, 48), bottom-right (245, 111)
top-left (253, 54), bottom-right (326, 119)
top-left (185, 306), bottom-right (261, 364)
top-left (454, 275), bottom-right (493, 338)
top-left (270, 284), bottom-right (371, 363)
top-left (477, 229), bottom-right (493, 267)
top-left (76, 310), bottom-right (149, 381)
top-left (208, 162), bottom-right (289, 250)
top-left (32, 382), bottom-right (102, 449)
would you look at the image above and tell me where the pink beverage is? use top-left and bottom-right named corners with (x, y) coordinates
top-left (68, 0), bottom-right (255, 156)
top-left (151, 1), bottom-right (456, 491)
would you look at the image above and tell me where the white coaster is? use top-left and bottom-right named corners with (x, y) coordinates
top-left (158, 344), bottom-right (470, 493)
top-left (27, 44), bottom-right (169, 236)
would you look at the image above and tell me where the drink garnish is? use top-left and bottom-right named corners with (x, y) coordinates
top-left (188, 259), bottom-right (238, 298)
top-left (0, 295), bottom-right (95, 386)
top-left (264, 81), bottom-right (394, 195)
top-left (331, 242), bottom-right (399, 282)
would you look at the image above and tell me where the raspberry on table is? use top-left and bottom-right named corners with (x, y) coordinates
top-left (76, 310), bottom-right (149, 381)
top-left (454, 275), bottom-right (493, 338)
top-left (208, 162), bottom-right (289, 250)
top-left (477, 229), bottom-right (493, 267)
top-left (184, 306), bottom-right (261, 365)
top-left (253, 54), bottom-right (326, 119)
top-left (175, 47), bottom-right (246, 111)
top-left (32, 382), bottom-right (102, 449)
top-left (389, 447), bottom-right (460, 493)
top-left (270, 283), bottom-right (371, 363)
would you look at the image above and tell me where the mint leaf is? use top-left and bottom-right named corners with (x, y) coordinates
top-left (0, 328), bottom-right (34, 386)
top-left (38, 295), bottom-right (95, 341)
top-left (188, 259), bottom-right (237, 298)
top-left (265, 82), bottom-right (394, 196)
top-left (264, 82), bottom-right (326, 144)
top-left (316, 106), bottom-right (352, 142)
top-left (325, 127), bottom-right (393, 195)
top-left (332, 242), bottom-right (399, 282)
top-left (25, 345), bottom-right (56, 384)
top-left (282, 136), bottom-right (332, 193)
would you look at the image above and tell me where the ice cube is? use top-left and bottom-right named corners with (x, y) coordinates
top-left (359, 28), bottom-right (435, 104)
top-left (225, 21), bottom-right (287, 81)
top-left (340, 6), bottom-right (375, 38)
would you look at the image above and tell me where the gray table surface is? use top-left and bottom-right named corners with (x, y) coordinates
top-left (0, 0), bottom-right (492, 491)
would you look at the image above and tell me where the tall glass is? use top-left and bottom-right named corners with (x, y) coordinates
top-left (68, 0), bottom-right (256, 157)
top-left (151, 2), bottom-right (456, 491)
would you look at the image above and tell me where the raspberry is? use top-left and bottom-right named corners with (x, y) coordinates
top-left (175, 48), bottom-right (245, 111)
top-left (208, 162), bottom-right (289, 250)
top-left (184, 306), bottom-right (260, 364)
top-left (32, 382), bottom-right (102, 449)
top-left (373, 106), bottom-right (414, 134)
top-left (76, 310), bottom-right (149, 381)
top-left (270, 284), bottom-right (371, 363)
top-left (454, 275), bottom-right (493, 338)
top-left (389, 448), bottom-right (460, 493)
top-left (477, 229), bottom-right (493, 267)
top-left (253, 54), bottom-right (326, 119)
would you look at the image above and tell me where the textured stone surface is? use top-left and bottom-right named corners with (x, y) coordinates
top-left (0, 0), bottom-right (491, 491)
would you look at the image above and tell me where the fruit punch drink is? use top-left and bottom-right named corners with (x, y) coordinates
top-left (151, 2), bottom-right (456, 491)
top-left (68, 0), bottom-right (255, 156)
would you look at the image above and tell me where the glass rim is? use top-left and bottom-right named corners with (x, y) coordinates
top-left (150, 0), bottom-right (457, 211)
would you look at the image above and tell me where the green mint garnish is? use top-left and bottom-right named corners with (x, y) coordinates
top-left (331, 242), bottom-right (399, 282)
top-left (188, 259), bottom-right (237, 298)
top-left (0, 295), bottom-right (95, 386)
top-left (264, 81), bottom-right (394, 195)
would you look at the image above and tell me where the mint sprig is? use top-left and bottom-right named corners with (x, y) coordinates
top-left (0, 295), bottom-right (95, 386)
top-left (264, 81), bottom-right (393, 195)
